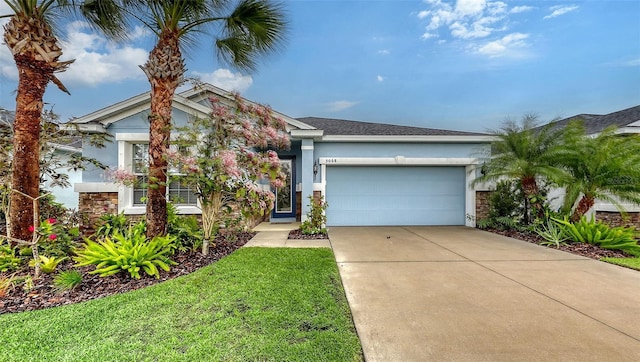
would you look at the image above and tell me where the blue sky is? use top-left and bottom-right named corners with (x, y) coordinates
top-left (1, 0), bottom-right (639, 132)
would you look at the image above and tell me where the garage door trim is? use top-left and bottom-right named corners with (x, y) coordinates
top-left (318, 157), bottom-right (479, 227)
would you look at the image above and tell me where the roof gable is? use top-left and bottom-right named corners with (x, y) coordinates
top-left (72, 83), bottom-right (314, 131)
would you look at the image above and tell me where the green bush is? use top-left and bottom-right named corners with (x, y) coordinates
top-left (75, 228), bottom-right (177, 279)
top-left (535, 220), bottom-right (569, 248)
top-left (53, 270), bottom-right (83, 292)
top-left (93, 212), bottom-right (130, 239)
top-left (552, 216), bottom-right (640, 256)
top-left (30, 255), bottom-right (67, 274)
top-left (167, 203), bottom-right (203, 252)
top-left (0, 241), bottom-right (22, 272)
top-left (489, 180), bottom-right (524, 220)
top-left (300, 195), bottom-right (328, 235)
top-left (476, 216), bottom-right (521, 231)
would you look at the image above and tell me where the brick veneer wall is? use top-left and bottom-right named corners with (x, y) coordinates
top-left (595, 211), bottom-right (640, 228)
top-left (78, 192), bottom-right (118, 233)
top-left (475, 191), bottom-right (491, 221)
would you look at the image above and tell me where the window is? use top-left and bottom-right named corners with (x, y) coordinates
top-left (130, 143), bottom-right (197, 206)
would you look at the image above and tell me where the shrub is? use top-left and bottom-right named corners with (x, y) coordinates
top-left (300, 195), bottom-right (328, 235)
top-left (535, 220), bottom-right (569, 248)
top-left (52, 270), bottom-right (83, 292)
top-left (93, 212), bottom-right (130, 239)
top-left (74, 229), bottom-right (177, 279)
top-left (476, 216), bottom-right (521, 231)
top-left (0, 241), bottom-right (22, 272)
top-left (0, 273), bottom-right (14, 297)
top-left (29, 255), bottom-right (67, 274)
top-left (167, 203), bottom-right (203, 252)
top-left (489, 180), bottom-right (524, 220)
top-left (552, 216), bottom-right (640, 256)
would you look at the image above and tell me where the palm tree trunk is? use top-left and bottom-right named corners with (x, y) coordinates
top-left (571, 196), bottom-right (595, 222)
top-left (142, 30), bottom-right (185, 238)
top-left (9, 58), bottom-right (52, 242)
top-left (520, 175), bottom-right (541, 223)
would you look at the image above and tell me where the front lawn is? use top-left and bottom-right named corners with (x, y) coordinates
top-left (0, 248), bottom-right (363, 361)
top-left (601, 257), bottom-right (640, 271)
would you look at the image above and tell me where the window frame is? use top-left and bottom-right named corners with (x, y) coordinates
top-left (116, 133), bottom-right (200, 215)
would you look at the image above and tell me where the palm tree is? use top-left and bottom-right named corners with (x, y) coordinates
top-left (475, 114), bottom-right (565, 223)
top-left (557, 122), bottom-right (640, 221)
top-left (1, 0), bottom-right (127, 242)
top-left (132, 0), bottom-right (287, 238)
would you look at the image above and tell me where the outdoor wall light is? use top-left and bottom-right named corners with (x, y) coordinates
top-left (313, 161), bottom-right (319, 176)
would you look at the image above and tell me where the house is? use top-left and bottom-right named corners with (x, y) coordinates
top-left (0, 108), bottom-right (82, 209)
top-left (71, 84), bottom-right (493, 228)
top-left (545, 105), bottom-right (640, 225)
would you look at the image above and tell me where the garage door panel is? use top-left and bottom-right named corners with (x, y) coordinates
top-left (326, 166), bottom-right (465, 226)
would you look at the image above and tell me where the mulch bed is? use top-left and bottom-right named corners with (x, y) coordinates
top-left (488, 228), bottom-right (632, 259)
top-left (287, 229), bottom-right (329, 240)
top-left (0, 232), bottom-right (254, 314)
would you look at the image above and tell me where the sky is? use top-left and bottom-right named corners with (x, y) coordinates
top-left (1, 0), bottom-right (639, 133)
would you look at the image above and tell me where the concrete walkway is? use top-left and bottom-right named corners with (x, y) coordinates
top-left (331, 226), bottom-right (640, 362)
top-left (244, 222), bottom-right (330, 248)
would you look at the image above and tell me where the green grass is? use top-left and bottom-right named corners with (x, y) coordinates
top-left (0, 248), bottom-right (363, 362)
top-left (601, 257), bottom-right (640, 271)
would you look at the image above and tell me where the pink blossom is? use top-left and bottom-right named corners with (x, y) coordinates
top-left (264, 126), bottom-right (278, 140)
top-left (271, 178), bottom-right (285, 188)
top-left (109, 168), bottom-right (138, 186)
top-left (48, 234), bottom-right (57, 241)
top-left (47, 218), bottom-right (56, 224)
top-left (219, 150), bottom-right (241, 177)
top-left (28, 225), bottom-right (35, 233)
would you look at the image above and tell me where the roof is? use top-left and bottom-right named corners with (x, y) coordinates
top-left (71, 83), bottom-right (315, 131)
top-left (545, 105), bottom-right (640, 134)
top-left (0, 108), bottom-right (82, 151)
top-left (297, 117), bottom-right (487, 136)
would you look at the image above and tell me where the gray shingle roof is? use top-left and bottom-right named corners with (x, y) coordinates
top-left (296, 116), bottom-right (486, 136)
top-left (546, 105), bottom-right (640, 134)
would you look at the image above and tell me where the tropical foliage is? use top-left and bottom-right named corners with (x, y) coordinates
top-left (300, 195), bottom-right (328, 235)
top-left (169, 93), bottom-right (290, 254)
top-left (476, 114), bottom-right (565, 223)
top-left (1, 0), bottom-right (126, 242)
top-left (127, 0), bottom-right (288, 238)
top-left (74, 227), bottom-right (177, 279)
top-left (555, 122), bottom-right (640, 221)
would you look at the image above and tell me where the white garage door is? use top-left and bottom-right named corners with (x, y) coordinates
top-left (325, 166), bottom-right (466, 226)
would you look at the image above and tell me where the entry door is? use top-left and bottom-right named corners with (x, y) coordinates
top-left (271, 157), bottom-right (296, 220)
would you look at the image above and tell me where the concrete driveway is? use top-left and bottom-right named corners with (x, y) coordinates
top-left (329, 226), bottom-right (640, 361)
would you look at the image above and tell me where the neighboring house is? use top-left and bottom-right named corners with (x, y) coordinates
top-left (544, 105), bottom-right (640, 224)
top-left (72, 84), bottom-right (493, 228)
top-left (0, 109), bottom-right (82, 209)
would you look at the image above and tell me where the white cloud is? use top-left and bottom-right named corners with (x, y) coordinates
top-left (421, 32), bottom-right (438, 40)
top-left (191, 69), bottom-right (253, 92)
top-left (57, 22), bottom-right (149, 86)
top-left (376, 75), bottom-right (384, 82)
top-left (455, 0), bottom-right (487, 17)
top-left (544, 5), bottom-right (578, 19)
top-left (1, 21), bottom-right (150, 86)
top-left (417, 0), bottom-right (512, 41)
top-left (378, 49), bottom-right (390, 55)
top-left (477, 32), bottom-right (529, 57)
top-left (626, 58), bottom-right (640, 67)
top-left (327, 100), bottom-right (357, 112)
top-left (510, 5), bottom-right (534, 14)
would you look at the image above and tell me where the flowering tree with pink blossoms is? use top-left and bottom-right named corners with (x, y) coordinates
top-left (168, 93), bottom-right (290, 255)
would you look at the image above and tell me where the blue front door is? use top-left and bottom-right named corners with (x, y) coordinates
top-left (271, 157), bottom-right (296, 221)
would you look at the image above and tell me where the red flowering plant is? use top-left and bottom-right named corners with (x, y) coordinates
top-left (169, 93), bottom-right (290, 255)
